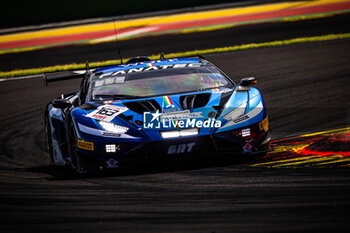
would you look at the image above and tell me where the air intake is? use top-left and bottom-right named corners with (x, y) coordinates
top-left (180, 93), bottom-right (211, 110)
top-left (123, 100), bottom-right (161, 114)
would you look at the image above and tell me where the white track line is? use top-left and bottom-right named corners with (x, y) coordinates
top-left (0, 74), bottom-right (43, 82)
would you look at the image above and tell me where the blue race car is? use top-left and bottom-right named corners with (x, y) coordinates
top-left (45, 56), bottom-right (271, 172)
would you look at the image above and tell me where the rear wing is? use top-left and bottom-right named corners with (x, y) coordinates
top-left (185, 54), bottom-right (206, 60)
top-left (43, 55), bottom-right (207, 86)
top-left (43, 62), bottom-right (93, 86)
top-left (43, 71), bottom-right (86, 86)
top-left (125, 54), bottom-right (207, 64)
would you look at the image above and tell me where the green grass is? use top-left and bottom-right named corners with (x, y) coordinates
top-left (1, 33), bottom-right (350, 78)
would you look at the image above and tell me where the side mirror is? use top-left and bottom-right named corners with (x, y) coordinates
top-left (237, 77), bottom-right (257, 92)
top-left (240, 77), bottom-right (257, 87)
top-left (52, 99), bottom-right (71, 109)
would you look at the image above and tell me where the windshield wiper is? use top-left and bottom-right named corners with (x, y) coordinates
top-left (94, 94), bottom-right (142, 100)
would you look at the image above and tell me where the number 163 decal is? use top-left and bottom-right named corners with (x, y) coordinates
top-left (85, 105), bottom-right (128, 122)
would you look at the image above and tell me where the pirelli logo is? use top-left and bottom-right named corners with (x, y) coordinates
top-left (77, 139), bottom-right (94, 151)
top-left (259, 117), bottom-right (269, 132)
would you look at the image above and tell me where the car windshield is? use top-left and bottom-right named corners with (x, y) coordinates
top-left (90, 65), bottom-right (232, 100)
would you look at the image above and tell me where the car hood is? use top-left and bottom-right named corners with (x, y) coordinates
top-left (72, 86), bottom-right (266, 141)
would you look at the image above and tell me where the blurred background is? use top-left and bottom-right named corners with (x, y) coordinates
top-left (0, 0), bottom-right (275, 29)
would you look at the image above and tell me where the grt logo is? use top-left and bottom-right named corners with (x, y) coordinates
top-left (167, 142), bottom-right (196, 154)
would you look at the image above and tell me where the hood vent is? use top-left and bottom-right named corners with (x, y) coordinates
top-left (219, 90), bottom-right (233, 108)
top-left (213, 89), bottom-right (234, 117)
top-left (180, 93), bottom-right (211, 110)
top-left (123, 99), bottom-right (161, 114)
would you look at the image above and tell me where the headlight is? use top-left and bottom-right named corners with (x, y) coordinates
top-left (223, 102), bottom-right (247, 121)
top-left (98, 121), bottom-right (129, 134)
top-left (160, 128), bottom-right (199, 139)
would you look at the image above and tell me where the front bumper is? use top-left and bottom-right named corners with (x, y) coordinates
top-left (76, 124), bottom-right (271, 171)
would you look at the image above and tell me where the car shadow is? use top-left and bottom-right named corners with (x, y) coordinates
top-left (25, 154), bottom-right (259, 180)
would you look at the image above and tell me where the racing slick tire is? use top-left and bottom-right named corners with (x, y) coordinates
top-left (44, 112), bottom-right (55, 164)
top-left (67, 117), bottom-right (86, 173)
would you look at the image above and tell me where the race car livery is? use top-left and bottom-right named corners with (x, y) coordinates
top-left (45, 57), bottom-right (271, 172)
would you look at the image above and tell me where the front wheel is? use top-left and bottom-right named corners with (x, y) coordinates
top-left (44, 113), bottom-right (55, 164)
top-left (67, 118), bottom-right (94, 173)
top-left (67, 119), bottom-right (83, 172)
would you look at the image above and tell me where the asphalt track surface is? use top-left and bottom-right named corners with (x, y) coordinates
top-left (1, 15), bottom-right (350, 233)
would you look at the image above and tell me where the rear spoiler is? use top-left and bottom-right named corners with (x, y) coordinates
top-left (43, 62), bottom-right (93, 86)
top-left (161, 52), bottom-right (206, 60)
top-left (43, 71), bottom-right (86, 86)
top-left (186, 54), bottom-right (206, 60)
top-left (43, 55), bottom-right (207, 86)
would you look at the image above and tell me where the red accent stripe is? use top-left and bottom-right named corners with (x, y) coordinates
top-left (0, 28), bottom-right (132, 50)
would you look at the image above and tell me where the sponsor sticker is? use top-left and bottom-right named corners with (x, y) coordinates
top-left (98, 62), bottom-right (205, 79)
top-left (85, 105), bottom-right (128, 122)
top-left (115, 76), bottom-right (125, 83)
top-left (96, 76), bottom-right (125, 84)
top-left (259, 117), bottom-right (269, 132)
top-left (95, 80), bottom-right (104, 87)
top-left (102, 132), bottom-right (121, 137)
top-left (77, 139), bottom-right (94, 151)
top-left (161, 110), bottom-right (202, 121)
top-left (167, 142), bottom-right (196, 154)
top-left (243, 142), bottom-right (253, 153)
top-left (162, 107), bottom-right (181, 113)
top-left (233, 115), bottom-right (249, 123)
top-left (106, 158), bottom-right (119, 168)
